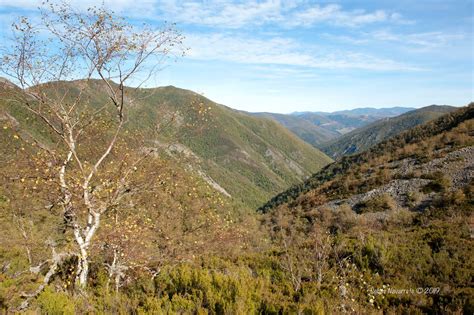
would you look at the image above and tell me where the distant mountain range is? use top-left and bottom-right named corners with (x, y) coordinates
top-left (320, 105), bottom-right (457, 159)
top-left (292, 106), bottom-right (415, 117)
top-left (251, 107), bottom-right (415, 147)
top-left (251, 106), bottom-right (459, 159)
top-left (251, 112), bottom-right (339, 146)
top-left (291, 111), bottom-right (385, 134)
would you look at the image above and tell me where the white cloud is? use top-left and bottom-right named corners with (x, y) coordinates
top-left (0, 0), bottom-right (412, 29)
top-left (161, 0), bottom-right (284, 28)
top-left (0, 0), bottom-right (143, 9)
top-left (371, 30), bottom-right (466, 48)
top-left (290, 5), bottom-right (392, 27)
top-left (321, 33), bottom-right (370, 45)
top-left (185, 33), bottom-right (421, 71)
top-left (324, 29), bottom-right (466, 50)
top-left (0, 0), bottom-right (156, 17)
top-left (162, 1), bottom-right (410, 28)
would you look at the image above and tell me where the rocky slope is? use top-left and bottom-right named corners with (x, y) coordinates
top-left (258, 104), bottom-right (473, 313)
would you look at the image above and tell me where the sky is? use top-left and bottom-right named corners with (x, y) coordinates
top-left (0, 0), bottom-right (472, 113)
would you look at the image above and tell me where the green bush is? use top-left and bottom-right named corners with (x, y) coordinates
top-left (422, 172), bottom-right (451, 193)
top-left (354, 194), bottom-right (396, 214)
top-left (37, 286), bottom-right (75, 315)
top-left (406, 191), bottom-right (422, 208)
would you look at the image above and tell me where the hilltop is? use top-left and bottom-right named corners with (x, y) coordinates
top-left (118, 83), bottom-right (333, 209)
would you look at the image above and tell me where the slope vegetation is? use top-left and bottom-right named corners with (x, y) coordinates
top-left (257, 104), bottom-right (473, 313)
top-left (123, 83), bottom-right (333, 208)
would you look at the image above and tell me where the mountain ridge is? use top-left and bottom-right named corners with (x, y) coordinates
top-left (258, 103), bottom-right (473, 213)
top-left (291, 106), bottom-right (415, 117)
top-left (0, 79), bottom-right (333, 210)
top-left (320, 105), bottom-right (457, 159)
top-left (250, 106), bottom-right (420, 149)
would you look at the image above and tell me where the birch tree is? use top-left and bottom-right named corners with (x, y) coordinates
top-left (1, 1), bottom-right (184, 290)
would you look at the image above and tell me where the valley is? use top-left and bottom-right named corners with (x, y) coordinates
top-left (0, 1), bottom-right (472, 313)
top-left (1, 75), bottom-right (472, 313)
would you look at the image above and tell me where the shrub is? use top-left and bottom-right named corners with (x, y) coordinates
top-left (422, 172), bottom-right (451, 193)
top-left (330, 204), bottom-right (357, 233)
top-left (354, 194), bottom-right (396, 214)
top-left (36, 286), bottom-right (75, 315)
top-left (406, 191), bottom-right (422, 208)
top-left (384, 208), bottom-right (414, 227)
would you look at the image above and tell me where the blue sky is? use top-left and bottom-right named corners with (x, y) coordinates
top-left (0, 0), bottom-right (472, 113)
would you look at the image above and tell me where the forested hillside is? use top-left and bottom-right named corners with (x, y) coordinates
top-left (0, 2), bottom-right (471, 313)
top-left (0, 79), bottom-right (332, 210)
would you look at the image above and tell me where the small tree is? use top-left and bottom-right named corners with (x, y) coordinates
top-left (1, 0), bottom-right (184, 293)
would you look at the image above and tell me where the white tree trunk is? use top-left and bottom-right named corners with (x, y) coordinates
top-left (74, 212), bottom-right (101, 288)
top-left (77, 247), bottom-right (89, 287)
